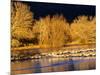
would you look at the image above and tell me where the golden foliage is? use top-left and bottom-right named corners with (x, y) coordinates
top-left (11, 39), bottom-right (21, 47)
top-left (11, 2), bottom-right (96, 48)
top-left (70, 16), bottom-right (96, 44)
top-left (34, 15), bottom-right (70, 47)
top-left (11, 2), bottom-right (34, 40)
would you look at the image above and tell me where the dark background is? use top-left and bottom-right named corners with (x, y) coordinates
top-left (19, 1), bottom-right (96, 22)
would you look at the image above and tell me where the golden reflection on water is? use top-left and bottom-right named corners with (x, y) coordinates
top-left (11, 57), bottom-right (96, 75)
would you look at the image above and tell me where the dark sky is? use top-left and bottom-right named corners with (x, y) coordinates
top-left (21, 1), bottom-right (96, 22)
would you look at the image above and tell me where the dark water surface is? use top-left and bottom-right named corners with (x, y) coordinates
top-left (11, 57), bottom-right (96, 74)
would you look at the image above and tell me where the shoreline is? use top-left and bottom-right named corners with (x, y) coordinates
top-left (11, 44), bottom-right (96, 61)
top-left (11, 43), bottom-right (96, 51)
top-left (11, 56), bottom-right (96, 63)
top-left (11, 48), bottom-right (96, 61)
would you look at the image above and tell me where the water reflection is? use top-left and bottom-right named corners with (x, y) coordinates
top-left (11, 57), bottom-right (96, 74)
top-left (33, 60), bottom-right (41, 73)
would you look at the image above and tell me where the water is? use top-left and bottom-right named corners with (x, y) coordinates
top-left (11, 57), bottom-right (96, 74)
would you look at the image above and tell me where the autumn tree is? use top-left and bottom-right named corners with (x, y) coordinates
top-left (50, 15), bottom-right (70, 47)
top-left (11, 2), bottom-right (34, 47)
top-left (11, 39), bottom-right (21, 47)
top-left (34, 15), bottom-right (70, 48)
top-left (70, 16), bottom-right (96, 44)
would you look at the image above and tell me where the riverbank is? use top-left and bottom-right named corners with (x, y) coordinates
top-left (11, 43), bottom-right (95, 51)
top-left (11, 47), bottom-right (96, 61)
